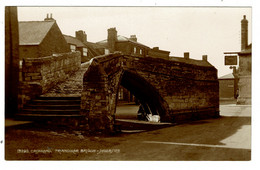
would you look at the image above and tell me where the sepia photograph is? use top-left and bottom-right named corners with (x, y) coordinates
top-left (1, 0), bottom-right (258, 169)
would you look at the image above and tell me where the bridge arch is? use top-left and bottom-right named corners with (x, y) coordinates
top-left (119, 70), bottom-right (168, 120)
top-left (80, 53), bottom-right (219, 134)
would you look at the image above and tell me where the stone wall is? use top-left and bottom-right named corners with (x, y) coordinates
top-left (19, 51), bottom-right (81, 108)
top-left (237, 52), bottom-right (251, 104)
top-left (81, 53), bottom-right (219, 134)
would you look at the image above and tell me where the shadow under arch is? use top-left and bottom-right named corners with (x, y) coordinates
top-left (119, 70), bottom-right (168, 121)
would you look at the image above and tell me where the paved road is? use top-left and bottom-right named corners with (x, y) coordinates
top-left (5, 104), bottom-right (251, 160)
top-left (98, 104), bottom-right (251, 160)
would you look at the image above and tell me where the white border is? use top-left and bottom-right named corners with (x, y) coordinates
top-left (1, 0), bottom-right (259, 170)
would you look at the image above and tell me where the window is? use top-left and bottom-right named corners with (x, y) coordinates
top-left (140, 49), bottom-right (143, 55)
top-left (105, 49), bottom-right (110, 54)
top-left (83, 48), bottom-right (88, 56)
top-left (70, 45), bottom-right (76, 52)
top-left (134, 47), bottom-right (137, 54)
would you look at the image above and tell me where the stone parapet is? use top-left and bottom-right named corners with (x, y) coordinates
top-left (19, 51), bottom-right (81, 108)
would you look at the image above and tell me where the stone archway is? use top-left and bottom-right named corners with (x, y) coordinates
top-left (80, 57), bottom-right (168, 134)
top-left (119, 70), bottom-right (168, 121)
top-left (80, 53), bottom-right (219, 134)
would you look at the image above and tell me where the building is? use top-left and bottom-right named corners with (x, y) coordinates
top-left (19, 14), bottom-right (70, 59)
top-left (64, 30), bottom-right (107, 63)
top-left (219, 73), bottom-right (237, 99)
top-left (97, 28), bottom-right (150, 57)
top-left (224, 15), bottom-right (251, 104)
top-left (237, 44), bottom-right (251, 104)
top-left (148, 47), bottom-right (170, 60)
top-left (64, 33), bottom-right (89, 62)
top-left (97, 27), bottom-right (170, 59)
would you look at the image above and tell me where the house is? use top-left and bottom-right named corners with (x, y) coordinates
top-left (219, 73), bottom-right (237, 99)
top-left (19, 14), bottom-right (70, 59)
top-left (97, 27), bottom-right (170, 60)
top-left (97, 28), bottom-right (150, 57)
top-left (148, 47), bottom-right (170, 60)
top-left (64, 30), bottom-right (107, 63)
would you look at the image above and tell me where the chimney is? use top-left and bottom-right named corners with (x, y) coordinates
top-left (107, 27), bottom-right (117, 52)
top-left (241, 15), bottom-right (248, 51)
top-left (130, 35), bottom-right (137, 42)
top-left (202, 55), bottom-right (208, 61)
top-left (153, 47), bottom-right (159, 50)
top-left (44, 13), bottom-right (55, 21)
top-left (76, 30), bottom-right (87, 43)
top-left (184, 52), bottom-right (189, 59)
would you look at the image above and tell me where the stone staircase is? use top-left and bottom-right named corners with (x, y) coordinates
top-left (17, 96), bottom-right (83, 121)
top-left (16, 62), bottom-right (90, 122)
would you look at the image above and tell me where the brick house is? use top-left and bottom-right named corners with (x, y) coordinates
top-left (19, 15), bottom-right (70, 59)
top-left (97, 27), bottom-right (170, 59)
top-left (64, 30), bottom-right (108, 63)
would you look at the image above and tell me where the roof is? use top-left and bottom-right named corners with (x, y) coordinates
top-left (97, 35), bottom-right (149, 48)
top-left (169, 56), bottom-right (213, 67)
top-left (63, 35), bottom-right (85, 47)
top-left (219, 73), bottom-right (234, 79)
top-left (19, 21), bottom-right (55, 45)
top-left (84, 41), bottom-right (106, 57)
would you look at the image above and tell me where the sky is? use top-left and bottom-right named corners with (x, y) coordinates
top-left (17, 6), bottom-right (252, 77)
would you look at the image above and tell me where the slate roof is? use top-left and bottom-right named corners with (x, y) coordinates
top-left (219, 73), bottom-right (234, 79)
top-left (19, 21), bottom-right (55, 45)
top-left (97, 35), bottom-right (149, 48)
top-left (63, 35), bottom-right (85, 47)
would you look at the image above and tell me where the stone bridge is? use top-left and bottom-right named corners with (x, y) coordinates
top-left (81, 53), bottom-right (219, 133)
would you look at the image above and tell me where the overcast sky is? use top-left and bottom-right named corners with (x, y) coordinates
top-left (17, 7), bottom-right (251, 77)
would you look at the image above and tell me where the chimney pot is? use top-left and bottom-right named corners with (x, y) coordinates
top-left (202, 55), bottom-right (208, 61)
top-left (184, 52), bottom-right (189, 59)
top-left (130, 35), bottom-right (137, 42)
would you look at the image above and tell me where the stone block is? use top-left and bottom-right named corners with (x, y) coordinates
top-left (24, 77), bottom-right (31, 81)
top-left (31, 76), bottom-right (42, 80)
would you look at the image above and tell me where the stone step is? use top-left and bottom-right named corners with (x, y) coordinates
top-left (29, 99), bottom-right (81, 105)
top-left (38, 96), bottom-right (81, 100)
top-left (20, 109), bottom-right (80, 115)
top-left (18, 96), bottom-right (82, 121)
top-left (24, 104), bottom-right (80, 110)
